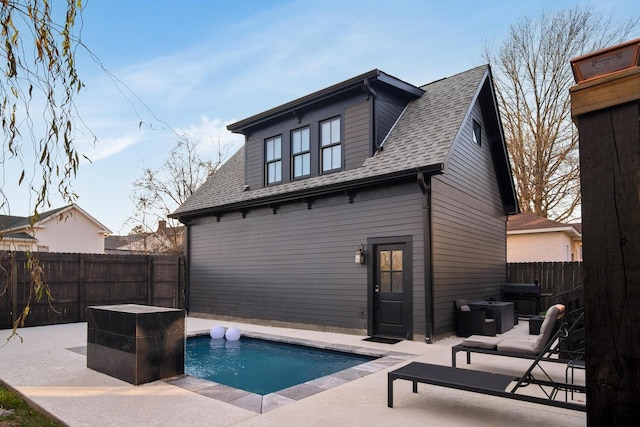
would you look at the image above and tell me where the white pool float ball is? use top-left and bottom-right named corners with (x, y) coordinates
top-left (209, 325), bottom-right (226, 339)
top-left (225, 326), bottom-right (241, 341)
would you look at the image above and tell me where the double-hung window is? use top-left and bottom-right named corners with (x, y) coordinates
top-left (265, 136), bottom-right (282, 185)
top-left (321, 117), bottom-right (341, 172)
top-left (291, 127), bottom-right (310, 179)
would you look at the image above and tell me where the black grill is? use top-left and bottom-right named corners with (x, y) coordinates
top-left (503, 282), bottom-right (542, 316)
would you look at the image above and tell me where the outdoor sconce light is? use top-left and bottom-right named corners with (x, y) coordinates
top-left (355, 244), bottom-right (366, 264)
top-left (571, 38), bottom-right (640, 83)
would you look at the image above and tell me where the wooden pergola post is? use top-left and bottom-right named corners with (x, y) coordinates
top-left (570, 41), bottom-right (640, 425)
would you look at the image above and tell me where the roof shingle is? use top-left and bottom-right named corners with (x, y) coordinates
top-left (507, 212), bottom-right (581, 234)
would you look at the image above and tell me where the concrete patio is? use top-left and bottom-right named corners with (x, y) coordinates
top-left (0, 317), bottom-right (586, 426)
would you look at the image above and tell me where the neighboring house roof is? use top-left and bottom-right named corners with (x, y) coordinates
top-left (0, 215), bottom-right (26, 230)
top-left (172, 65), bottom-right (517, 219)
top-left (0, 206), bottom-right (68, 231)
top-left (106, 221), bottom-right (185, 254)
top-left (0, 204), bottom-right (112, 236)
top-left (0, 231), bottom-right (36, 241)
top-left (104, 234), bottom-right (145, 251)
top-left (507, 212), bottom-right (581, 238)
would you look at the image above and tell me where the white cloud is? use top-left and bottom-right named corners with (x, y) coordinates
top-left (81, 134), bottom-right (147, 162)
top-left (175, 115), bottom-right (244, 159)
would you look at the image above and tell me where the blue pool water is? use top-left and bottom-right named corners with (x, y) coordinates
top-left (185, 336), bottom-right (375, 395)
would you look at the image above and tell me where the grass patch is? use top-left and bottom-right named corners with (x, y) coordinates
top-left (0, 383), bottom-right (62, 427)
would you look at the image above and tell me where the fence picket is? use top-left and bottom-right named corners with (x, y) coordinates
top-left (2, 255), bottom-right (581, 329)
top-left (0, 251), bottom-right (185, 329)
top-left (506, 261), bottom-right (583, 312)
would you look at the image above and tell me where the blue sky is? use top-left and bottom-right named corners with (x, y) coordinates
top-left (6, 0), bottom-right (638, 233)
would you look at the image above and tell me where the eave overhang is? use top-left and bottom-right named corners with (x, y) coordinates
top-left (227, 69), bottom-right (424, 134)
top-left (508, 227), bottom-right (582, 239)
top-left (172, 164), bottom-right (443, 222)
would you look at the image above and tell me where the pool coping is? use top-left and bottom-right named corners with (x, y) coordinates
top-left (164, 329), bottom-right (418, 414)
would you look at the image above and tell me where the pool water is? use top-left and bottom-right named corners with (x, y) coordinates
top-left (185, 336), bottom-right (375, 395)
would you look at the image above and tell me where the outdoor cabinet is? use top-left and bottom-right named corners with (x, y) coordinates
top-left (86, 304), bottom-right (185, 385)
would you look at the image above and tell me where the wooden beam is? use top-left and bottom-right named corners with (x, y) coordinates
top-left (573, 69), bottom-right (640, 425)
top-left (570, 67), bottom-right (640, 120)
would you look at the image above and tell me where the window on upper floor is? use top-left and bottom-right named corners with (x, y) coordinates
top-left (320, 117), bottom-right (342, 173)
top-left (291, 127), bottom-right (310, 179)
top-left (472, 120), bottom-right (481, 146)
top-left (265, 135), bottom-right (282, 185)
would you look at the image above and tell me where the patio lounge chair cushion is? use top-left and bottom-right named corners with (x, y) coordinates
top-left (497, 304), bottom-right (564, 354)
top-left (455, 299), bottom-right (497, 337)
top-left (461, 336), bottom-right (503, 350)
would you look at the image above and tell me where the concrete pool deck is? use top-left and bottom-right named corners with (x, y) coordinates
top-left (0, 317), bottom-right (586, 426)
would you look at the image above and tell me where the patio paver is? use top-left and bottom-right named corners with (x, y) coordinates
top-left (0, 317), bottom-right (586, 426)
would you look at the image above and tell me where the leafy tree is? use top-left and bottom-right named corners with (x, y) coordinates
top-left (128, 136), bottom-right (225, 254)
top-left (483, 6), bottom-right (638, 221)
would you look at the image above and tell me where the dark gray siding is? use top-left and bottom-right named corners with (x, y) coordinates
top-left (431, 101), bottom-right (507, 336)
top-left (187, 181), bottom-right (426, 337)
top-left (344, 101), bottom-right (371, 170)
top-left (245, 136), bottom-right (263, 189)
top-left (243, 95), bottom-right (373, 190)
top-left (376, 99), bottom-right (405, 148)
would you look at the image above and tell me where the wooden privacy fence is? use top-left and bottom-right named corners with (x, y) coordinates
top-left (0, 251), bottom-right (185, 330)
top-left (507, 262), bottom-right (583, 313)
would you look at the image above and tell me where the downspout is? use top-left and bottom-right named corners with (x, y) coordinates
top-left (418, 172), bottom-right (434, 343)
top-left (182, 221), bottom-right (190, 313)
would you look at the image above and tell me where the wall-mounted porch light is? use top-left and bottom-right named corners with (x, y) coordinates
top-left (571, 38), bottom-right (640, 84)
top-left (355, 244), bottom-right (366, 264)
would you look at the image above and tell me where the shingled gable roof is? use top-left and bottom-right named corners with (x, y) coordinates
top-left (172, 65), bottom-right (517, 219)
top-left (0, 205), bottom-right (70, 232)
top-left (507, 212), bottom-right (581, 237)
top-left (0, 204), bottom-right (111, 235)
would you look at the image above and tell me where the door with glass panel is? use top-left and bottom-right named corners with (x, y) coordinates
top-left (373, 244), bottom-right (408, 337)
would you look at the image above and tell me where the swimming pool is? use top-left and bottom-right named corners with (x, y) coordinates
top-left (185, 335), bottom-right (376, 395)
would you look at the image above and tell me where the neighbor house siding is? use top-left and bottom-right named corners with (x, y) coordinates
top-left (35, 210), bottom-right (106, 254)
top-left (507, 232), bottom-right (576, 262)
top-left (430, 102), bottom-right (507, 336)
top-left (187, 181), bottom-right (426, 336)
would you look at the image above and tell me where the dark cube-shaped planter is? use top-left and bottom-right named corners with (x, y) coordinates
top-left (529, 315), bottom-right (544, 335)
top-left (87, 304), bottom-right (185, 385)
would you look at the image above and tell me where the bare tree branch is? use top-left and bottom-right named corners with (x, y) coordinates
top-left (484, 6), bottom-right (639, 221)
top-left (127, 136), bottom-right (226, 254)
